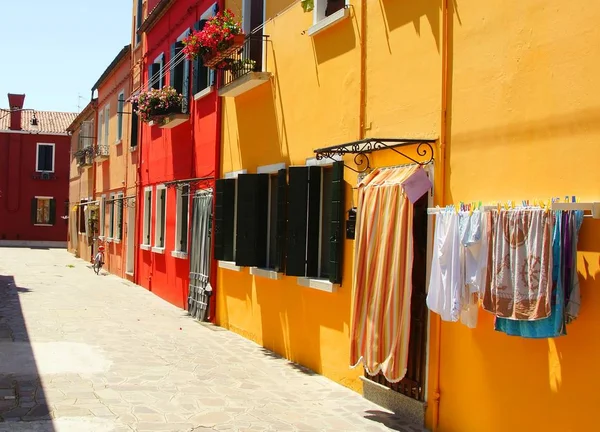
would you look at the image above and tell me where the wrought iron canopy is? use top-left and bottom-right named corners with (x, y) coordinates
top-left (164, 176), bottom-right (215, 192)
top-left (314, 138), bottom-right (436, 173)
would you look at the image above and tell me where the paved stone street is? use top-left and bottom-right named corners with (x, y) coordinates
top-left (0, 247), bottom-right (426, 432)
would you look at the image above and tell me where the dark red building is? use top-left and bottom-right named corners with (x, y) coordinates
top-left (135, 0), bottom-right (222, 313)
top-left (0, 94), bottom-right (77, 247)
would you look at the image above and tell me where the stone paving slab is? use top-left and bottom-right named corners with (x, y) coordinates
top-left (0, 247), bottom-right (428, 431)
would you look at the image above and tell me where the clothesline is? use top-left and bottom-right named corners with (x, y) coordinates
top-left (427, 201), bottom-right (600, 219)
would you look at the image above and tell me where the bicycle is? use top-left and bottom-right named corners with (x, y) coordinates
top-left (93, 244), bottom-right (105, 275)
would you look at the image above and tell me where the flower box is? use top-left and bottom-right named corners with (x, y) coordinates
top-left (153, 113), bottom-right (190, 129)
top-left (202, 34), bottom-right (246, 68)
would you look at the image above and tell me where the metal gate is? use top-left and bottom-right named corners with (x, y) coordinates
top-left (188, 190), bottom-right (213, 322)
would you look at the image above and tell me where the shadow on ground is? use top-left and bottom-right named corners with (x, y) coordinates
top-left (0, 274), bottom-right (54, 429)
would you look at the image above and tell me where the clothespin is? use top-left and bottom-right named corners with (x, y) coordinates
top-left (572, 195), bottom-right (576, 203)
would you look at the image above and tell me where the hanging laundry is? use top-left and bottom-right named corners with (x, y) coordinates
top-left (350, 165), bottom-right (419, 383)
top-left (402, 166), bottom-right (433, 204)
top-left (458, 211), bottom-right (491, 328)
top-left (426, 210), bottom-right (461, 323)
top-left (565, 211), bottom-right (584, 323)
top-left (482, 209), bottom-right (554, 320)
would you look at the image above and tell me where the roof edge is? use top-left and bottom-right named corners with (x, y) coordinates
top-left (138, 0), bottom-right (176, 34)
top-left (67, 100), bottom-right (98, 132)
top-left (91, 45), bottom-right (132, 92)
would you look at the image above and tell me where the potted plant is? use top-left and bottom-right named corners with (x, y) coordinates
top-left (231, 58), bottom-right (256, 80)
top-left (182, 10), bottom-right (245, 67)
top-left (132, 86), bottom-right (184, 124)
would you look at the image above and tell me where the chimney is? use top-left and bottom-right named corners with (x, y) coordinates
top-left (7, 94), bottom-right (25, 131)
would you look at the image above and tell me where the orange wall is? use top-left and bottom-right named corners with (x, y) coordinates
top-left (436, 1), bottom-right (600, 431)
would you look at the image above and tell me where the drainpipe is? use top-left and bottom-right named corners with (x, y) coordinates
top-left (209, 0), bottom-right (226, 324)
top-left (91, 105), bottom-right (98, 263)
top-left (358, 0), bottom-right (367, 140)
top-left (134, 57), bottom-right (145, 287)
top-left (431, 0), bottom-right (450, 430)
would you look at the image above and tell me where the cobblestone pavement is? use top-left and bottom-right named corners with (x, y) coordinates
top-left (0, 247), bottom-right (427, 432)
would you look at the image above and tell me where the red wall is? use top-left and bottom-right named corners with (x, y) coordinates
top-left (137, 0), bottom-right (219, 309)
top-left (0, 132), bottom-right (70, 243)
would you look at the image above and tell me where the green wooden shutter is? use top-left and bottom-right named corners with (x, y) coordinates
top-left (306, 166), bottom-right (322, 278)
top-left (235, 174), bottom-right (269, 267)
top-left (285, 167), bottom-right (309, 276)
top-left (31, 198), bottom-right (38, 225)
top-left (329, 161), bottom-right (344, 283)
top-left (192, 21), bottom-right (202, 95)
top-left (170, 43), bottom-right (177, 89)
top-left (214, 179), bottom-right (236, 261)
top-left (117, 198), bottom-right (123, 240)
top-left (274, 168), bottom-right (287, 273)
top-left (49, 199), bottom-right (56, 225)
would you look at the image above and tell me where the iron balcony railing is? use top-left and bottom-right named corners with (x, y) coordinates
top-left (220, 34), bottom-right (269, 88)
top-left (75, 147), bottom-right (94, 167)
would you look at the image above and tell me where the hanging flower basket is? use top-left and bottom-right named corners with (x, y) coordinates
top-left (182, 9), bottom-right (245, 68)
top-left (132, 86), bottom-right (184, 124)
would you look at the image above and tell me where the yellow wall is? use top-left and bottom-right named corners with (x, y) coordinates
top-left (436, 1), bottom-right (600, 431)
top-left (220, 0), bottom-right (600, 430)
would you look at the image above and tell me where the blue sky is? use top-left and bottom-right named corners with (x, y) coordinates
top-left (0, 1), bottom-right (132, 113)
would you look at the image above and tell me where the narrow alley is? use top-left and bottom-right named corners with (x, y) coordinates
top-left (0, 247), bottom-right (424, 432)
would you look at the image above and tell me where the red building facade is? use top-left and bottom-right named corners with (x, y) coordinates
top-left (136, 0), bottom-right (222, 311)
top-left (0, 94), bottom-right (77, 247)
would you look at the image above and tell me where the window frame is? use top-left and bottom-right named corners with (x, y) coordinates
top-left (151, 54), bottom-right (165, 90)
top-left (216, 170), bottom-right (247, 271)
top-left (135, 0), bottom-right (143, 46)
top-left (256, 163), bottom-right (286, 272)
top-left (193, 5), bottom-right (217, 98)
top-left (99, 195), bottom-right (106, 238)
top-left (173, 185), bottom-right (190, 256)
top-left (308, 0), bottom-right (349, 37)
top-left (97, 110), bottom-right (104, 148)
top-left (115, 192), bottom-right (124, 241)
top-left (35, 143), bottom-right (55, 173)
top-left (142, 187), bottom-right (153, 248)
top-left (108, 193), bottom-right (115, 239)
top-left (103, 104), bottom-right (110, 149)
top-left (153, 184), bottom-right (167, 251)
top-left (116, 90), bottom-right (125, 143)
top-left (33, 196), bottom-right (54, 226)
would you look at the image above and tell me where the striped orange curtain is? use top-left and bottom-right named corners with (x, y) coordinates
top-left (350, 165), bottom-right (418, 383)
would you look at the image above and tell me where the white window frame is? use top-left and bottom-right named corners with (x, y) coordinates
top-left (33, 196), bottom-right (53, 226)
top-left (35, 143), bottom-right (55, 173)
top-left (115, 192), bottom-right (124, 241)
top-left (141, 187), bottom-right (153, 249)
top-left (116, 90), bottom-right (125, 144)
top-left (108, 193), bottom-right (115, 239)
top-left (154, 54), bottom-right (165, 90)
top-left (307, 0), bottom-right (350, 37)
top-left (173, 185), bottom-right (190, 257)
top-left (103, 104), bottom-right (110, 149)
top-left (153, 184), bottom-right (167, 252)
top-left (218, 169), bottom-right (247, 272)
top-left (99, 195), bottom-right (106, 238)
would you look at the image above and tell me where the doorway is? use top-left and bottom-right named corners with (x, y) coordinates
top-left (363, 191), bottom-right (429, 401)
top-left (188, 190), bottom-right (213, 321)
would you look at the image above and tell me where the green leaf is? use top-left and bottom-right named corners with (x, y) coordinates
top-left (301, 0), bottom-right (314, 13)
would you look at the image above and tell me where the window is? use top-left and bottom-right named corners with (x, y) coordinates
top-left (100, 195), bottom-right (106, 237)
top-left (109, 193), bottom-right (115, 238)
top-left (142, 188), bottom-right (152, 246)
top-left (78, 199), bottom-right (87, 233)
top-left (36, 143), bottom-right (55, 172)
top-left (171, 30), bottom-right (190, 112)
top-left (130, 102), bottom-right (139, 149)
top-left (79, 120), bottom-right (94, 150)
top-left (155, 185), bottom-right (167, 249)
top-left (214, 168), bottom-right (287, 272)
top-left (31, 197), bottom-right (56, 226)
top-left (103, 104), bottom-right (110, 147)
top-left (115, 193), bottom-right (124, 240)
top-left (316, 0), bottom-right (345, 21)
top-left (175, 185), bottom-right (190, 253)
top-left (286, 161), bottom-right (344, 283)
top-left (116, 91), bottom-right (124, 142)
top-left (135, 0), bottom-right (143, 45)
top-left (150, 54), bottom-right (165, 90)
top-left (192, 17), bottom-right (215, 96)
top-left (97, 110), bottom-right (104, 147)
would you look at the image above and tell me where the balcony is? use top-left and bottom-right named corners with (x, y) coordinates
top-left (218, 35), bottom-right (271, 98)
top-left (95, 145), bottom-right (110, 161)
top-left (75, 148), bottom-right (94, 168)
top-left (32, 171), bottom-right (56, 181)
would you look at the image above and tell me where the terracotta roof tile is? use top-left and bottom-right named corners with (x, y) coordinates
top-left (0, 109), bottom-right (78, 134)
